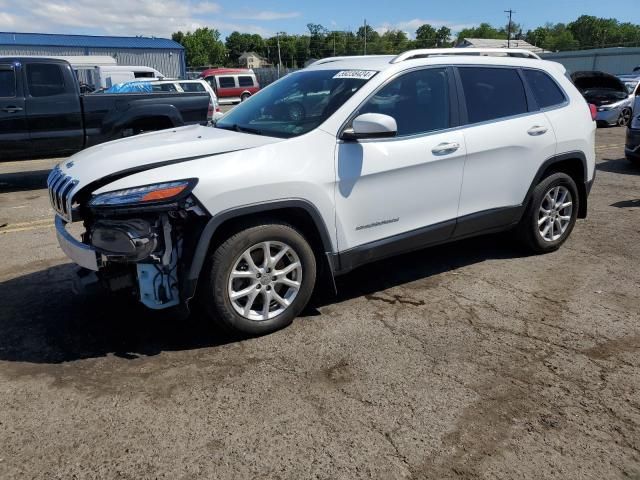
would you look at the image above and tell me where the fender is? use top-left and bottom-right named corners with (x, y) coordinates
top-left (524, 151), bottom-right (590, 219)
top-left (182, 198), bottom-right (336, 303)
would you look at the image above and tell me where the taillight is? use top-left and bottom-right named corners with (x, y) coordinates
top-left (589, 104), bottom-right (597, 121)
top-left (207, 100), bottom-right (214, 119)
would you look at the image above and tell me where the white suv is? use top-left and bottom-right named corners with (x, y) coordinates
top-left (48, 48), bottom-right (596, 336)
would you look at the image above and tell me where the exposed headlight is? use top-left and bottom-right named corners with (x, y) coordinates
top-left (89, 180), bottom-right (197, 207)
top-left (597, 104), bottom-right (616, 112)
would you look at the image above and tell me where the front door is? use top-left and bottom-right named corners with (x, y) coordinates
top-left (335, 67), bottom-right (466, 257)
top-left (0, 64), bottom-right (28, 159)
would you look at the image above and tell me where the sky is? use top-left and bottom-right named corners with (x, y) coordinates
top-left (1, 0), bottom-right (639, 40)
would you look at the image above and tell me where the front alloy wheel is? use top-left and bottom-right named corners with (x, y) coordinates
top-left (228, 241), bottom-right (302, 321)
top-left (203, 222), bottom-right (317, 336)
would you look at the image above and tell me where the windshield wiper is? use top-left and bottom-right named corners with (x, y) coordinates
top-left (217, 123), bottom-right (263, 136)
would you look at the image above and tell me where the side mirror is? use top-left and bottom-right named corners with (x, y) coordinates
top-left (341, 113), bottom-right (397, 141)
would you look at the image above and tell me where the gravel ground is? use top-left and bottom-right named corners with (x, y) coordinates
top-left (0, 127), bottom-right (638, 479)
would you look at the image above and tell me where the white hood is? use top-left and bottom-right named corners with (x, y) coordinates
top-left (59, 124), bottom-right (284, 189)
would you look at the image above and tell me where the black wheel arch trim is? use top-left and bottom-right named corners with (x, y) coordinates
top-left (183, 198), bottom-right (335, 303)
top-left (525, 151), bottom-right (590, 219)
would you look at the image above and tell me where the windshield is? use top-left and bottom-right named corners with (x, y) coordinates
top-left (216, 69), bottom-right (376, 138)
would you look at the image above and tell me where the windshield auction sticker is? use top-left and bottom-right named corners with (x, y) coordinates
top-left (333, 70), bottom-right (377, 80)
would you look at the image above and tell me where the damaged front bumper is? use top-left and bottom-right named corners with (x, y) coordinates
top-left (55, 211), bottom-right (201, 311)
top-left (55, 216), bottom-right (99, 271)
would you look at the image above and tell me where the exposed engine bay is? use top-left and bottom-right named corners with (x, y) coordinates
top-left (80, 198), bottom-right (207, 310)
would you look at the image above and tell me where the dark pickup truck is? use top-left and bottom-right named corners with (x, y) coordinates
top-left (0, 57), bottom-right (211, 160)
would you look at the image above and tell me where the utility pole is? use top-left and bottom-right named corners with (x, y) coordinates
top-left (504, 9), bottom-right (515, 48)
top-left (364, 19), bottom-right (367, 55)
top-left (276, 32), bottom-right (282, 78)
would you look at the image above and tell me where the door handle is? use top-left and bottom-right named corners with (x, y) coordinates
top-left (527, 125), bottom-right (548, 136)
top-left (1, 106), bottom-right (23, 113)
top-left (431, 142), bottom-right (460, 155)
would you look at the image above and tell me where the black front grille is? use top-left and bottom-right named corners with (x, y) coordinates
top-left (47, 166), bottom-right (78, 221)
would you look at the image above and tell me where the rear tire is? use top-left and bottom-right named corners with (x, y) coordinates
top-left (202, 221), bottom-right (316, 336)
top-left (516, 172), bottom-right (579, 253)
top-left (618, 108), bottom-right (632, 127)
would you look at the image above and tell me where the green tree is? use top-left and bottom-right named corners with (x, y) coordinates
top-left (225, 31), bottom-right (265, 65)
top-left (171, 31), bottom-right (184, 45)
top-left (307, 23), bottom-right (328, 59)
top-left (435, 26), bottom-right (452, 47)
top-left (526, 23), bottom-right (578, 51)
top-left (172, 27), bottom-right (226, 67)
top-left (380, 30), bottom-right (410, 53)
top-left (456, 23), bottom-right (506, 44)
top-left (415, 24), bottom-right (437, 48)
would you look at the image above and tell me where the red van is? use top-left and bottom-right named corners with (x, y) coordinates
top-left (200, 68), bottom-right (260, 104)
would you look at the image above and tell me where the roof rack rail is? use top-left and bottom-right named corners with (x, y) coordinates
top-left (308, 55), bottom-right (390, 66)
top-left (390, 48), bottom-right (541, 64)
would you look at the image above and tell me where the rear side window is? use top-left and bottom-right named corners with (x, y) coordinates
top-left (179, 82), bottom-right (205, 92)
top-left (523, 69), bottom-right (566, 108)
top-left (459, 67), bottom-right (528, 124)
top-left (218, 76), bottom-right (236, 88)
top-left (0, 67), bottom-right (16, 97)
top-left (26, 63), bottom-right (66, 97)
top-left (238, 76), bottom-right (254, 87)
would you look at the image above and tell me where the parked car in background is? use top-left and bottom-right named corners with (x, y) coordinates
top-left (571, 71), bottom-right (633, 127)
top-left (625, 88), bottom-right (640, 164)
top-left (48, 48), bottom-right (595, 337)
top-left (199, 68), bottom-right (260, 104)
top-left (98, 79), bottom-right (221, 121)
top-left (0, 57), bottom-right (211, 160)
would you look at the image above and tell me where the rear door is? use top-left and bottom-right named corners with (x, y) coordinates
top-left (0, 63), bottom-right (28, 158)
top-left (455, 66), bottom-right (557, 225)
top-left (24, 61), bottom-right (84, 156)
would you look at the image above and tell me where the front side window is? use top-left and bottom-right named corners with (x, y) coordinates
top-left (218, 76), bottom-right (236, 88)
top-left (238, 76), bottom-right (254, 87)
top-left (523, 69), bottom-right (566, 108)
top-left (0, 67), bottom-right (16, 97)
top-left (216, 69), bottom-right (376, 138)
top-left (27, 64), bottom-right (66, 97)
top-left (459, 67), bottom-right (528, 124)
top-left (356, 68), bottom-right (450, 136)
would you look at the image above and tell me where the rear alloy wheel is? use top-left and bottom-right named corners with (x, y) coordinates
top-left (537, 185), bottom-right (573, 242)
top-left (203, 222), bottom-right (316, 336)
top-left (516, 172), bottom-right (579, 253)
top-left (618, 108), bottom-right (632, 127)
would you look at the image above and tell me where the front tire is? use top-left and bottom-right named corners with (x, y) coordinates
top-left (202, 222), bottom-right (317, 336)
top-left (516, 172), bottom-right (579, 253)
top-left (241, 93), bottom-right (251, 102)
